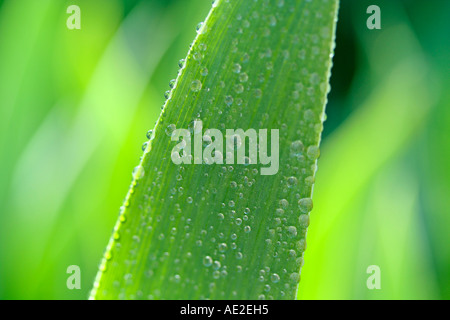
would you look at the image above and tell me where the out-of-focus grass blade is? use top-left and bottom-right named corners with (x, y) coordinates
top-left (91, 0), bottom-right (339, 300)
top-left (0, 0), bottom-right (207, 299)
top-left (298, 9), bottom-right (438, 299)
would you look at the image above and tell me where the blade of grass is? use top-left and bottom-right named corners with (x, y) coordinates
top-left (298, 11), bottom-right (436, 299)
top-left (91, 0), bottom-right (339, 300)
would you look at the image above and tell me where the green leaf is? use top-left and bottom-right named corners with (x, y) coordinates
top-left (91, 0), bottom-right (339, 300)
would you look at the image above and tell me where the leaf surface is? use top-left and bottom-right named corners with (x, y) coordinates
top-left (91, 0), bottom-right (339, 300)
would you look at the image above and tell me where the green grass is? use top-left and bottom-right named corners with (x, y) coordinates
top-left (1, 0), bottom-right (448, 301)
top-left (91, 0), bottom-right (339, 299)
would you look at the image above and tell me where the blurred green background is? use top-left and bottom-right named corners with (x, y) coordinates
top-left (0, 0), bottom-right (448, 299)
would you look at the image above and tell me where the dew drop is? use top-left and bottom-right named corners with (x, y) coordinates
top-left (279, 199), bottom-right (289, 209)
top-left (193, 51), bottom-right (203, 61)
top-left (239, 72), bottom-right (249, 83)
top-left (232, 63), bottom-right (242, 73)
top-left (225, 95), bottom-right (234, 106)
top-left (298, 198), bottom-right (313, 213)
top-left (290, 140), bottom-right (304, 156)
top-left (234, 84), bottom-right (244, 94)
top-left (165, 124), bottom-right (176, 137)
top-left (218, 243), bottom-right (227, 252)
top-left (270, 273), bottom-right (280, 283)
top-left (288, 226), bottom-right (298, 237)
top-left (304, 109), bottom-right (315, 122)
top-left (299, 214), bottom-right (310, 227)
top-left (213, 260), bottom-right (221, 270)
top-left (203, 256), bottom-right (213, 267)
top-left (201, 67), bottom-right (209, 76)
top-left (132, 165), bottom-right (145, 179)
top-left (196, 22), bottom-right (207, 34)
top-left (191, 80), bottom-right (202, 92)
top-left (164, 90), bottom-right (171, 99)
top-left (290, 272), bottom-right (300, 283)
top-left (306, 145), bottom-right (320, 160)
top-left (286, 176), bottom-right (298, 187)
top-left (305, 176), bottom-right (315, 185)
